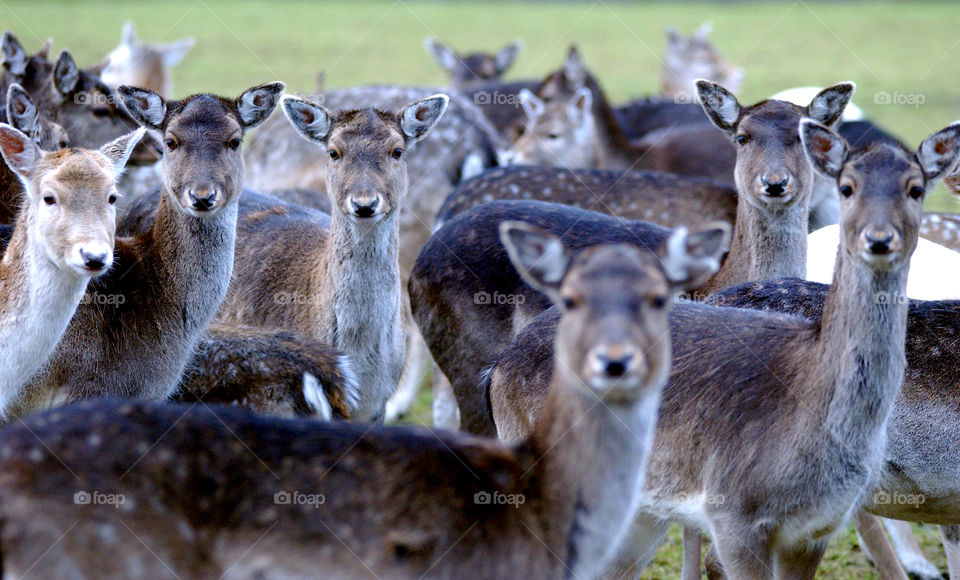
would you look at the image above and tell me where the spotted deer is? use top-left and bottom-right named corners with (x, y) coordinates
top-left (423, 37), bottom-right (522, 91)
top-left (2, 83), bottom-right (284, 420)
top-left (660, 22), bottom-right (743, 100)
top-left (485, 118), bottom-right (960, 579)
top-left (100, 21), bottom-right (194, 98)
top-left (410, 81), bottom-right (853, 435)
top-left (0, 124), bottom-right (141, 418)
top-left (0, 217), bottom-right (726, 579)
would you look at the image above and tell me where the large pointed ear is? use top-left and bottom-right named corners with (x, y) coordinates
top-left (518, 89), bottom-right (544, 121)
top-left (6, 84), bottom-right (39, 137)
top-left (117, 85), bottom-right (166, 130)
top-left (800, 119), bottom-right (847, 179)
top-left (495, 40), bottom-right (522, 75)
top-left (500, 221), bottom-right (570, 303)
top-left (806, 82), bottom-right (855, 127)
top-left (696, 79), bottom-right (740, 134)
top-left (665, 25), bottom-right (682, 46)
top-left (917, 122), bottom-right (960, 182)
top-left (53, 50), bottom-right (80, 96)
top-left (281, 95), bottom-right (332, 144)
top-left (236, 82), bottom-right (284, 129)
top-left (423, 37), bottom-right (457, 73)
top-left (36, 38), bottom-right (52, 61)
top-left (400, 94), bottom-right (449, 144)
top-left (158, 37), bottom-right (195, 67)
top-left (0, 123), bottom-right (38, 179)
top-left (659, 222), bottom-right (730, 291)
top-left (568, 87), bottom-right (592, 121)
top-left (1, 31), bottom-right (26, 76)
top-left (121, 21), bottom-right (138, 47)
top-left (562, 45), bottom-right (586, 87)
top-left (99, 127), bottom-right (146, 179)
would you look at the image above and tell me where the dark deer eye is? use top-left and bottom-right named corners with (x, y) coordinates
top-left (547, 133), bottom-right (560, 140)
top-left (165, 138), bottom-right (178, 151)
top-left (839, 184), bottom-right (854, 198)
top-left (228, 138), bottom-right (242, 150)
top-left (43, 195), bottom-right (56, 206)
top-left (650, 296), bottom-right (667, 309)
top-left (735, 134), bottom-right (749, 145)
top-left (329, 149), bottom-right (340, 161)
top-left (562, 296), bottom-right (578, 310)
top-left (391, 148), bottom-right (404, 159)
top-left (908, 185), bottom-right (924, 200)
top-left (108, 194), bottom-right (118, 205)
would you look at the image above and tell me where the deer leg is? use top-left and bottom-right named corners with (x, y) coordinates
top-left (385, 321), bottom-right (430, 423)
top-left (709, 526), bottom-right (773, 580)
top-left (941, 525), bottom-right (960, 580)
top-left (431, 364), bottom-right (460, 431)
top-left (705, 543), bottom-right (726, 580)
top-left (854, 512), bottom-right (910, 580)
top-left (681, 526), bottom-right (703, 580)
top-left (883, 518), bottom-right (943, 580)
top-left (773, 539), bottom-right (829, 580)
top-left (601, 513), bottom-right (670, 579)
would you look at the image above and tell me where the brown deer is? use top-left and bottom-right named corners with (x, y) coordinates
top-left (3, 82), bottom-right (284, 420)
top-left (100, 21), bottom-right (194, 98)
top-left (0, 218), bottom-right (726, 578)
top-left (410, 81), bottom-right (853, 435)
top-left (0, 123), bottom-right (142, 417)
top-left (486, 118), bottom-right (960, 578)
top-left (424, 37), bottom-right (522, 91)
top-left (660, 22), bottom-right (743, 100)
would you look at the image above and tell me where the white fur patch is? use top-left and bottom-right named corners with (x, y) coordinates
top-left (302, 373), bottom-right (332, 421)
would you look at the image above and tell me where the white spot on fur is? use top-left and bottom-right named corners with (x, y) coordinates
top-left (302, 373), bottom-right (332, 421)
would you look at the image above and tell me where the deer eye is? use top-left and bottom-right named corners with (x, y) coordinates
top-left (547, 133), bottom-right (560, 140)
top-left (391, 148), bottom-right (404, 160)
top-left (562, 296), bottom-right (579, 310)
top-left (329, 149), bottom-right (340, 161)
top-left (228, 138), bottom-right (242, 151)
top-left (839, 184), bottom-right (854, 198)
top-left (908, 185), bottom-right (924, 200)
top-left (43, 194), bottom-right (56, 206)
top-left (649, 296), bottom-right (667, 309)
top-left (165, 138), bottom-right (178, 151)
top-left (108, 193), bottom-right (118, 205)
top-left (735, 134), bottom-right (749, 145)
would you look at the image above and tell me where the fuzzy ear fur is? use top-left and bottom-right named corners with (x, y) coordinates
top-left (806, 82), bottom-right (855, 127)
top-left (495, 40), bottom-right (522, 74)
top-left (800, 119), bottom-right (848, 179)
top-left (917, 121), bottom-right (960, 182)
top-left (500, 221), bottom-right (570, 304)
top-left (400, 94), bottom-right (449, 144)
top-left (696, 79), bottom-right (740, 134)
top-left (53, 50), bottom-right (80, 96)
top-left (659, 222), bottom-right (730, 290)
top-left (99, 127), bottom-right (147, 178)
top-left (236, 82), bottom-right (285, 129)
top-left (0, 123), bottom-right (38, 179)
top-left (281, 95), bottom-right (332, 144)
top-left (424, 37), bottom-right (457, 73)
top-left (519, 89), bottom-right (545, 121)
top-left (117, 86), bottom-right (167, 130)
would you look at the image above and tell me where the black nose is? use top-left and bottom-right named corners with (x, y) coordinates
top-left (189, 190), bottom-right (218, 211)
top-left (866, 230), bottom-right (895, 254)
top-left (351, 197), bottom-right (379, 218)
top-left (80, 250), bottom-right (107, 271)
top-left (762, 176), bottom-right (789, 196)
top-left (600, 353), bottom-right (633, 378)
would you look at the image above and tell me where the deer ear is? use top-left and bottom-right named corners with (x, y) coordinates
top-left (562, 45), bottom-right (586, 87)
top-left (36, 38), bottom-right (52, 61)
top-left (1, 31), bottom-right (26, 76)
top-left (121, 21), bottom-right (137, 47)
top-left (518, 89), bottom-right (544, 121)
top-left (917, 122), bottom-right (960, 182)
top-left (237, 82), bottom-right (285, 129)
top-left (495, 40), bottom-right (522, 75)
top-left (569, 87), bottom-right (592, 118)
top-left (807, 82), bottom-right (855, 127)
top-left (6, 84), bottom-right (39, 137)
top-left (500, 221), bottom-right (570, 303)
top-left (118, 86), bottom-right (166, 130)
top-left (53, 50), bottom-right (80, 96)
top-left (0, 123), bottom-right (38, 179)
top-left (281, 95), bottom-right (332, 144)
top-left (800, 119), bottom-right (847, 179)
top-left (99, 127), bottom-right (146, 179)
top-left (659, 222), bottom-right (730, 291)
top-left (157, 37), bottom-right (195, 68)
top-left (400, 94), bottom-right (449, 144)
top-left (694, 21), bottom-right (714, 40)
top-left (696, 79), bottom-right (740, 134)
top-left (423, 38), bottom-right (457, 73)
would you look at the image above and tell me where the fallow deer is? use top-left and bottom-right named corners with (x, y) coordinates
top-left (0, 219), bottom-right (727, 579)
top-left (100, 21), bottom-right (194, 98)
top-left (424, 37), bottom-right (523, 91)
top-left (486, 118), bottom-right (960, 579)
top-left (660, 22), bottom-right (743, 101)
top-left (3, 82), bottom-right (284, 420)
top-left (0, 124), bottom-right (142, 418)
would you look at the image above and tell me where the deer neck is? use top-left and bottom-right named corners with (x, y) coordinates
top-left (527, 368), bottom-right (660, 576)
top-left (704, 195), bottom-right (808, 293)
top-left (0, 218), bottom-right (89, 404)
top-left (817, 249), bottom-right (909, 452)
top-left (319, 209), bottom-right (403, 420)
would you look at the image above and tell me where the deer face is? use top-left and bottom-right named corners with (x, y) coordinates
top-left (698, 81), bottom-right (854, 212)
top-left (505, 87), bottom-right (595, 169)
top-left (501, 221), bottom-right (729, 402)
top-left (423, 38), bottom-right (522, 90)
top-left (662, 23), bottom-right (742, 98)
top-left (0, 124), bottom-right (145, 276)
top-left (282, 94), bottom-right (448, 224)
top-left (118, 83), bottom-right (284, 218)
top-left (802, 119), bottom-right (960, 273)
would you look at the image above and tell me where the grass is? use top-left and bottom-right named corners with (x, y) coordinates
top-left (3, 1), bottom-right (957, 577)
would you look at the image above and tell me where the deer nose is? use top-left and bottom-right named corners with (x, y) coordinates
top-left (761, 175), bottom-right (789, 196)
top-left (79, 246), bottom-right (111, 272)
top-left (592, 346), bottom-right (637, 379)
top-left (864, 228), bottom-right (897, 255)
top-left (188, 189), bottom-right (219, 211)
top-left (350, 197), bottom-right (379, 218)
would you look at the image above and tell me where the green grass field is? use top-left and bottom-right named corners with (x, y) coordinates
top-left (4, 1), bottom-right (957, 577)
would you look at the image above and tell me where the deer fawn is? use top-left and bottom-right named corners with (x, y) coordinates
top-left (0, 216), bottom-right (726, 579)
top-left (3, 82), bottom-right (283, 419)
top-left (423, 37), bottom-right (522, 91)
top-left (486, 119), bottom-right (960, 578)
top-left (100, 21), bottom-right (194, 98)
top-left (0, 124), bottom-right (142, 418)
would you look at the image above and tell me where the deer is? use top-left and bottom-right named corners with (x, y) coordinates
top-left (100, 21), bottom-right (194, 99)
top-left (484, 118), bottom-right (960, 579)
top-left (410, 81), bottom-right (854, 435)
top-left (0, 31), bottom-right (52, 99)
top-left (0, 123), bottom-right (142, 418)
top-left (423, 37), bottom-right (523, 92)
top-left (0, 216), bottom-right (727, 579)
top-left (660, 22), bottom-right (743, 101)
top-left (1, 82), bottom-right (285, 420)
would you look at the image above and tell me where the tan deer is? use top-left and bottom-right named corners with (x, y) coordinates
top-left (0, 123), bottom-right (142, 417)
top-left (100, 21), bottom-right (194, 98)
top-left (0, 217), bottom-right (727, 579)
top-left (661, 22), bottom-right (743, 100)
top-left (423, 37), bottom-right (522, 91)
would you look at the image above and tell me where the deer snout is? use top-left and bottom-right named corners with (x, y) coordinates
top-left (349, 195), bottom-right (380, 219)
top-left (587, 344), bottom-right (642, 385)
top-left (73, 240), bottom-right (113, 274)
top-left (187, 187), bottom-right (220, 212)
top-left (862, 227), bottom-right (900, 256)
top-left (760, 173), bottom-right (790, 197)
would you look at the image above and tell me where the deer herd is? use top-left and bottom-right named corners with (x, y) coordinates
top-left (0, 18), bottom-right (957, 580)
